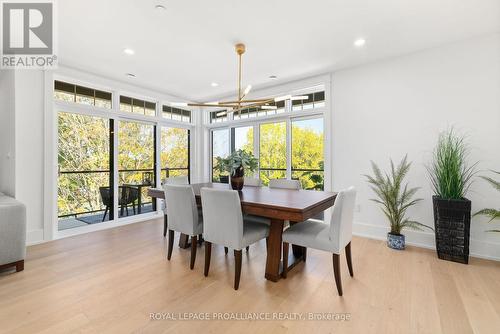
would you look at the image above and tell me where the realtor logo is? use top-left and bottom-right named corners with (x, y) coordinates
top-left (1, 0), bottom-right (57, 69)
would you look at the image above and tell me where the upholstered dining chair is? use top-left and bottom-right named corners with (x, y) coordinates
top-left (269, 178), bottom-right (301, 190)
top-left (201, 187), bottom-right (270, 290)
top-left (164, 184), bottom-right (203, 270)
top-left (243, 177), bottom-right (262, 187)
top-left (282, 187), bottom-right (357, 296)
top-left (162, 176), bottom-right (189, 237)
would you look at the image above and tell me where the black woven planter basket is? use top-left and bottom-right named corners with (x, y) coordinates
top-left (432, 196), bottom-right (471, 264)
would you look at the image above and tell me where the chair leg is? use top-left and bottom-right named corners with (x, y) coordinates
top-left (102, 206), bottom-right (108, 222)
top-left (167, 230), bottom-right (174, 260)
top-left (282, 242), bottom-right (289, 278)
top-left (266, 237), bottom-right (269, 251)
top-left (345, 242), bottom-right (353, 277)
top-left (303, 247), bottom-right (307, 262)
top-left (234, 250), bottom-right (242, 290)
top-left (224, 247), bottom-right (228, 255)
top-left (198, 234), bottom-right (203, 245)
top-left (204, 241), bottom-right (212, 276)
top-left (190, 235), bottom-right (198, 270)
top-left (332, 253), bottom-right (343, 296)
top-left (163, 215), bottom-right (168, 237)
top-left (246, 246), bottom-right (249, 252)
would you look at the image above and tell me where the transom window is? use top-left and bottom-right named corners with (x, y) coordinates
top-left (162, 105), bottom-right (191, 123)
top-left (119, 96), bottom-right (156, 116)
top-left (54, 80), bottom-right (112, 109)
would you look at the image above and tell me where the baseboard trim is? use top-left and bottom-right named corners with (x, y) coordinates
top-left (353, 222), bottom-right (500, 261)
top-left (26, 229), bottom-right (44, 245)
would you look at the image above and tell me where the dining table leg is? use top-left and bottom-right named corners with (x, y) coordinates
top-left (265, 219), bottom-right (285, 282)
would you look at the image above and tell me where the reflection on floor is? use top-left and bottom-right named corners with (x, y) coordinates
top-left (58, 204), bottom-right (155, 231)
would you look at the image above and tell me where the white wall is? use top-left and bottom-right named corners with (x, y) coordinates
top-left (0, 70), bottom-right (16, 197)
top-left (332, 33), bottom-right (500, 259)
top-left (13, 71), bottom-right (46, 243)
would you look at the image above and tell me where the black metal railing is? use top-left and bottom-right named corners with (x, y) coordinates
top-left (58, 167), bottom-right (188, 219)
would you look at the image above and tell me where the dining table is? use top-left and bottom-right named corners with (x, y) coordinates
top-left (148, 182), bottom-right (337, 282)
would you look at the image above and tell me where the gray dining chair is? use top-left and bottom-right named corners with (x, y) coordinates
top-left (243, 177), bottom-right (262, 187)
top-left (269, 178), bottom-right (301, 190)
top-left (164, 184), bottom-right (203, 270)
top-left (162, 176), bottom-right (189, 237)
top-left (200, 187), bottom-right (270, 290)
top-left (282, 187), bottom-right (357, 296)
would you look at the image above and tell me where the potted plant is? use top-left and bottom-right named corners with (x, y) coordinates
top-left (428, 129), bottom-right (477, 264)
top-left (365, 155), bottom-right (431, 250)
top-left (215, 150), bottom-right (258, 190)
top-left (474, 170), bottom-right (500, 233)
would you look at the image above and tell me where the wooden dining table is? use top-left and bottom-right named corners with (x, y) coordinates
top-left (148, 183), bottom-right (337, 282)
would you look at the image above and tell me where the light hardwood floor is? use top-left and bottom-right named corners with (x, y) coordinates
top-left (1, 218), bottom-right (500, 334)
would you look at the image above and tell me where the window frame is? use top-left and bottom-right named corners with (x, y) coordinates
top-left (49, 74), bottom-right (196, 240)
top-left (206, 79), bottom-right (330, 190)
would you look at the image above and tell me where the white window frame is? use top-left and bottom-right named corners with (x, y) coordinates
top-left (205, 74), bottom-right (332, 190)
top-left (44, 67), bottom-right (197, 240)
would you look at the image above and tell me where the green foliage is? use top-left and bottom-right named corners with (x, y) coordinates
top-left (427, 129), bottom-right (477, 199)
top-left (215, 150), bottom-right (258, 176)
top-left (365, 155), bottom-right (431, 235)
top-left (474, 170), bottom-right (500, 232)
top-left (58, 113), bottom-right (189, 218)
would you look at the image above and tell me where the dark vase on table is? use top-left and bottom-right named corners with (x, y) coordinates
top-left (230, 166), bottom-right (244, 190)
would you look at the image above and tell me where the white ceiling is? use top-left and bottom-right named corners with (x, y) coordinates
top-left (59, 0), bottom-right (500, 101)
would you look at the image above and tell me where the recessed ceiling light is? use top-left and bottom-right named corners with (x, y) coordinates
top-left (123, 48), bottom-right (135, 55)
top-left (126, 73), bottom-right (136, 78)
top-left (211, 82), bottom-right (219, 87)
top-left (269, 75), bottom-right (278, 80)
top-left (354, 39), bottom-right (366, 47)
top-left (155, 4), bottom-right (166, 10)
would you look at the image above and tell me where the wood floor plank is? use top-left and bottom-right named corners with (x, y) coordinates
top-left (1, 218), bottom-right (500, 334)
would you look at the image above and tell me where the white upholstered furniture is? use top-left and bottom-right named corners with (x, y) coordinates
top-left (200, 187), bottom-right (269, 290)
top-left (282, 187), bottom-right (357, 296)
top-left (162, 176), bottom-right (189, 237)
top-left (0, 193), bottom-right (26, 273)
top-left (269, 178), bottom-right (301, 190)
top-left (243, 177), bottom-right (262, 187)
top-left (164, 185), bottom-right (203, 269)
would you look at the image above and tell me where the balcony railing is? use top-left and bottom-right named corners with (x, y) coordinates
top-left (58, 167), bottom-right (189, 219)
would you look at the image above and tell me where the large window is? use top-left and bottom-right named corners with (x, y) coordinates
top-left (292, 118), bottom-right (324, 190)
top-left (57, 112), bottom-right (113, 230)
top-left (232, 126), bottom-right (253, 154)
top-left (118, 121), bottom-right (156, 217)
top-left (211, 128), bottom-right (230, 182)
top-left (161, 127), bottom-right (190, 181)
top-left (259, 122), bottom-right (287, 185)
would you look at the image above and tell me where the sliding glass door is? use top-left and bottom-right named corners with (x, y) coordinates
top-left (118, 120), bottom-right (156, 217)
top-left (57, 112), bottom-right (113, 230)
top-left (160, 127), bottom-right (190, 181)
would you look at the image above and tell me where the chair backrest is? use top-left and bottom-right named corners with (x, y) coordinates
top-left (99, 187), bottom-right (110, 206)
top-left (164, 184), bottom-right (199, 235)
top-left (200, 187), bottom-right (244, 250)
top-left (164, 176), bottom-right (189, 185)
top-left (269, 178), bottom-right (301, 190)
top-left (244, 177), bottom-right (262, 187)
top-left (329, 187), bottom-right (357, 252)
